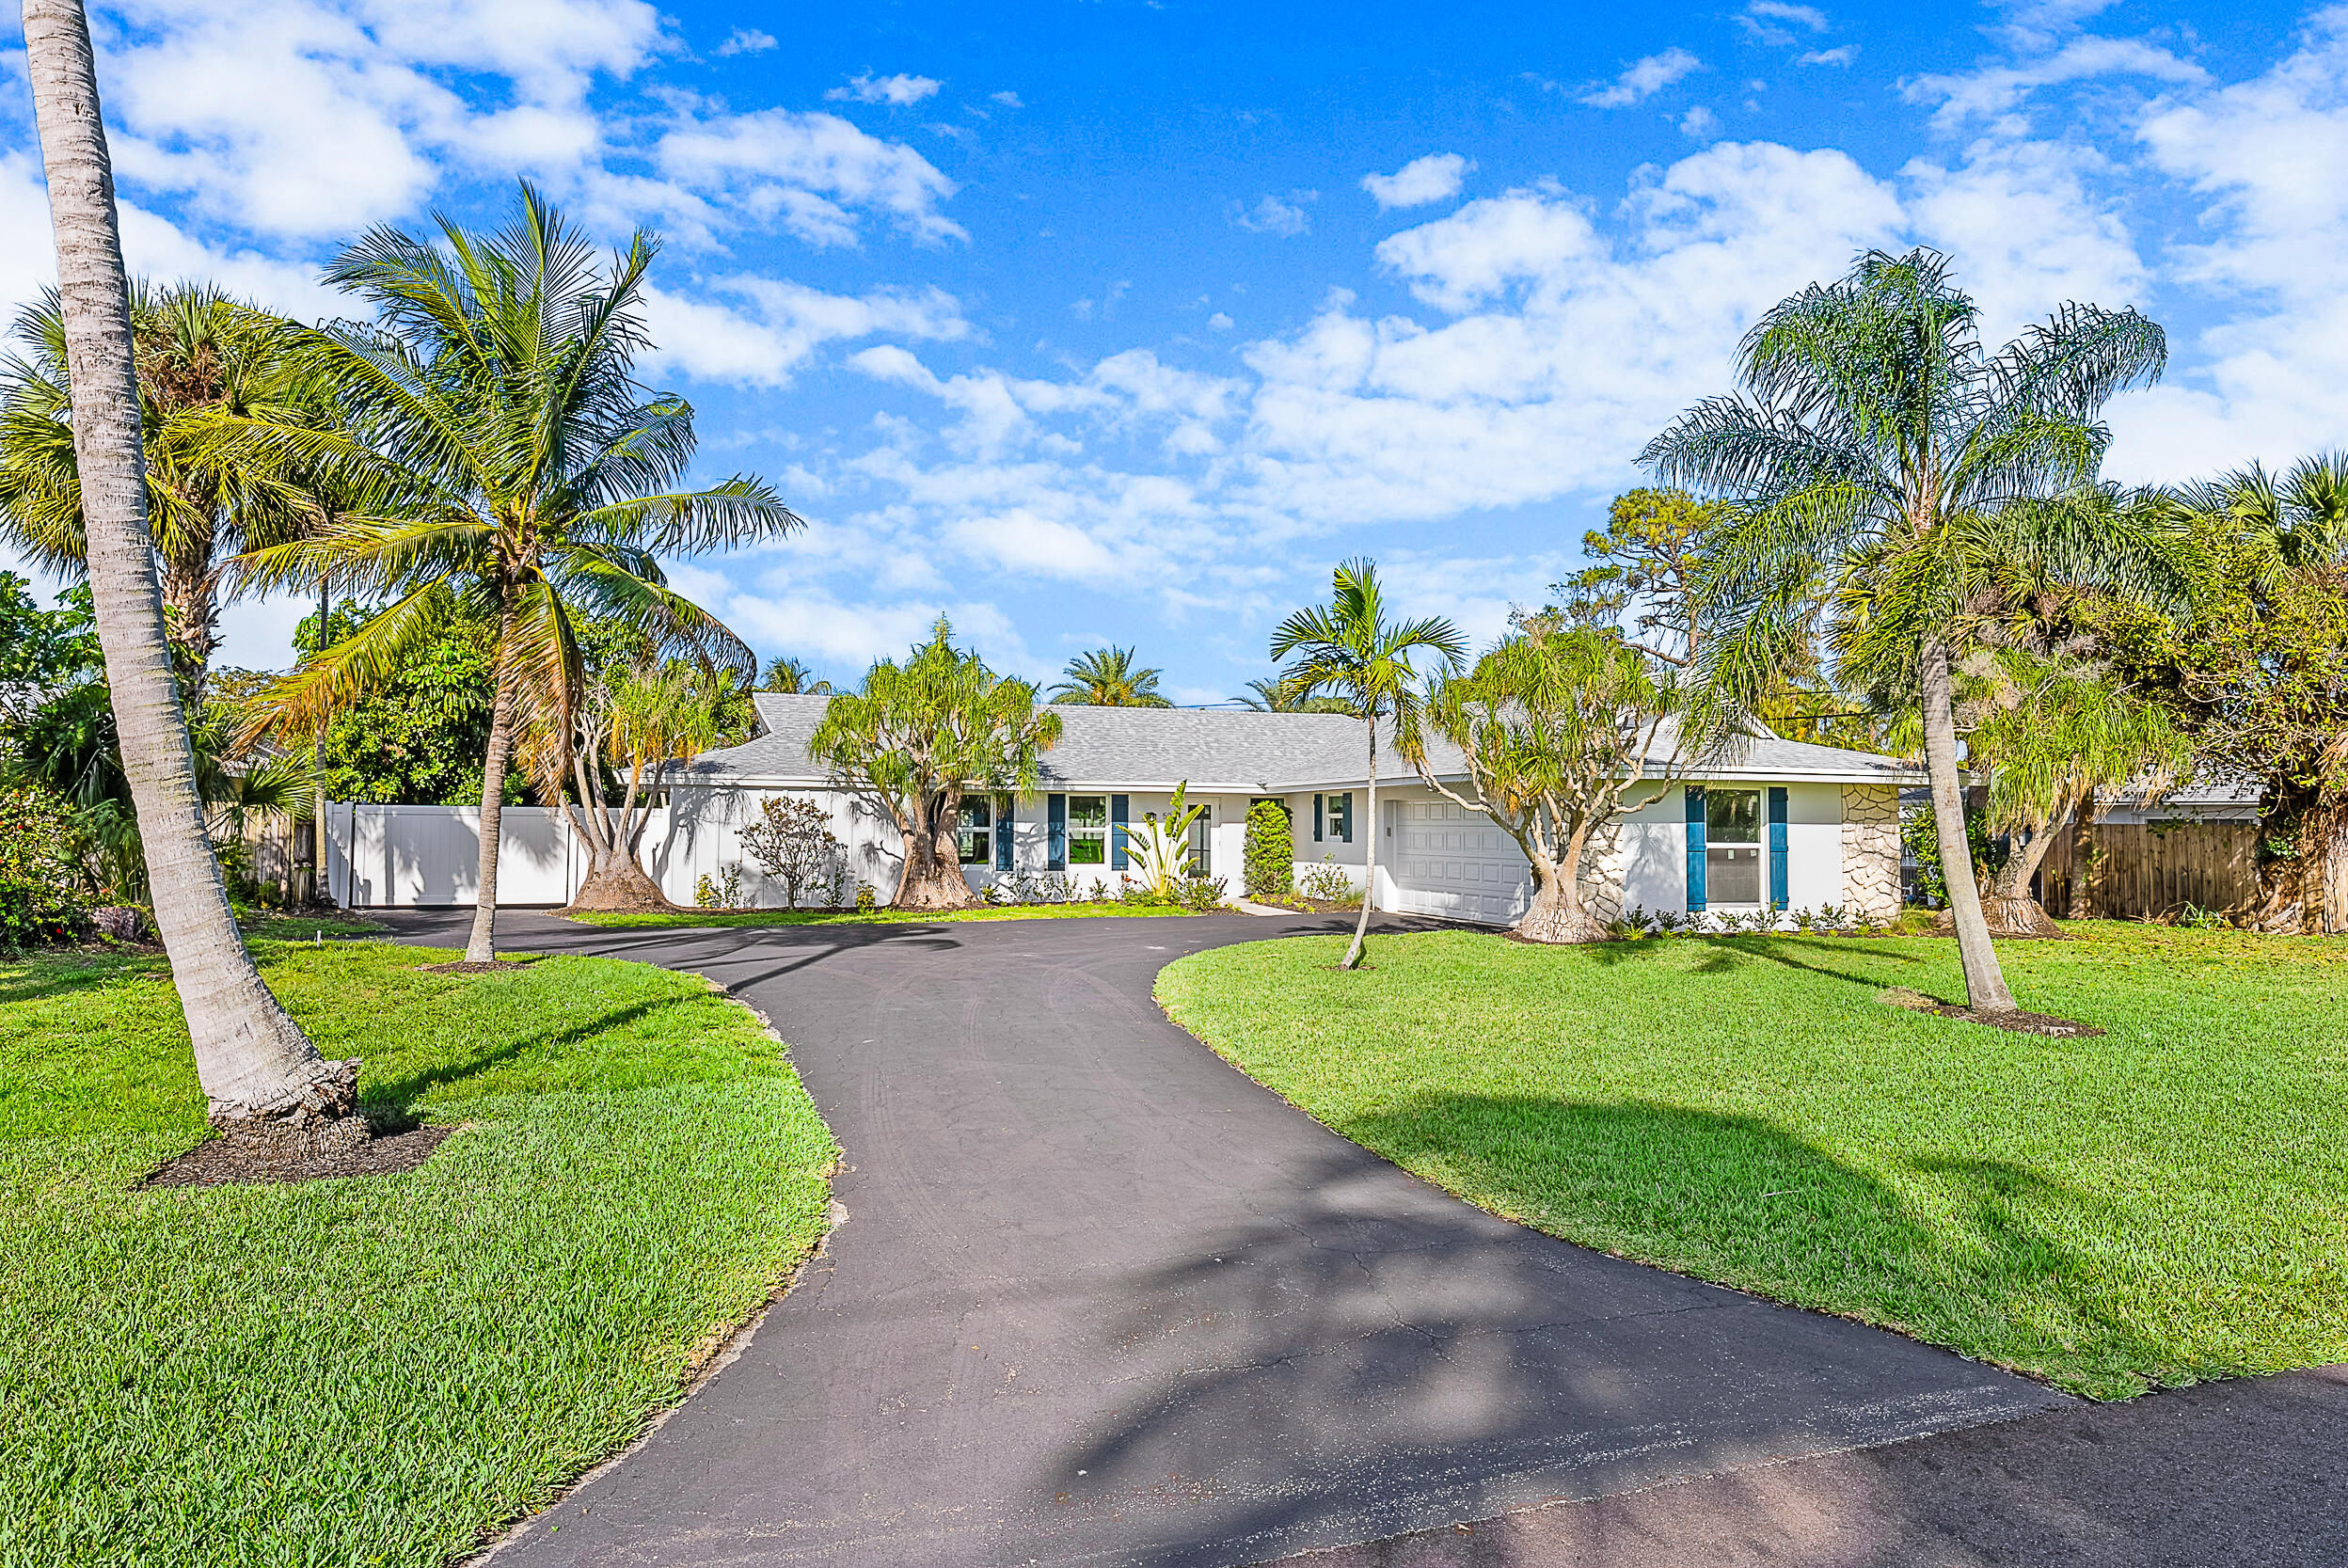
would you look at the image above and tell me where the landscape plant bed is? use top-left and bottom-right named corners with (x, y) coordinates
top-left (0, 939), bottom-right (837, 1567)
top-left (1157, 923), bottom-right (2348, 1400)
top-left (565, 900), bottom-right (1196, 929)
top-left (1245, 894), bottom-right (1361, 914)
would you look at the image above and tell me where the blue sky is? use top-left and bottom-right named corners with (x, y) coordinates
top-left (1, 0), bottom-right (2341, 702)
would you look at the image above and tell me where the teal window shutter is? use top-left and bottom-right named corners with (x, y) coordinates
top-left (1047, 794), bottom-right (1066, 870)
top-left (1685, 784), bottom-right (1707, 911)
top-left (1768, 786), bottom-right (1789, 909)
top-left (1312, 794), bottom-right (1324, 842)
top-left (1339, 792), bottom-right (1354, 843)
top-left (995, 795), bottom-right (1013, 872)
top-left (1110, 794), bottom-right (1129, 870)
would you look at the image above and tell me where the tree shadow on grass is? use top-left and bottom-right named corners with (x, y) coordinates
top-left (1578, 932), bottom-right (1942, 995)
top-left (1036, 1092), bottom-right (2145, 1564)
top-left (359, 992), bottom-right (711, 1118)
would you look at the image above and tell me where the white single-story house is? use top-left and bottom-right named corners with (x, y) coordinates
top-left (654, 695), bottom-right (1921, 925)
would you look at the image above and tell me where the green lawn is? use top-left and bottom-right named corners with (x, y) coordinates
top-left (1157, 925), bottom-right (2348, 1400)
top-left (567, 899), bottom-right (1196, 929)
top-left (0, 940), bottom-right (838, 1567)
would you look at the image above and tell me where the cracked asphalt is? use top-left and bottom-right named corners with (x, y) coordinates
top-left (378, 909), bottom-right (2064, 1568)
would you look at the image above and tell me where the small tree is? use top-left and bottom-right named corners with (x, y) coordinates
top-left (1244, 799), bottom-right (1292, 900)
top-left (1402, 626), bottom-right (1686, 944)
top-left (739, 796), bottom-right (843, 909)
top-left (1272, 560), bottom-right (1465, 969)
top-left (810, 620), bottom-right (1061, 911)
top-left (560, 663), bottom-right (745, 911)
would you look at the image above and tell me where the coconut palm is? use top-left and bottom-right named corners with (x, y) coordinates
top-left (760, 655), bottom-right (833, 694)
top-left (0, 283), bottom-right (316, 705)
top-left (21, 0), bottom-right (350, 1127)
top-left (1270, 560), bottom-right (1465, 970)
top-left (1233, 675), bottom-right (1351, 713)
top-left (1644, 248), bottom-right (2174, 1014)
top-left (239, 184), bottom-right (799, 962)
top-left (1050, 644), bottom-right (1172, 707)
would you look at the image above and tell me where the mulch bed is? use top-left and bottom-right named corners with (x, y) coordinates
top-left (142, 1121), bottom-right (455, 1189)
top-left (418, 958), bottom-right (539, 974)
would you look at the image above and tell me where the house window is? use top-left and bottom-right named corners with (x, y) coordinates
top-left (1068, 794), bottom-right (1108, 864)
top-left (1329, 791), bottom-right (1354, 844)
top-left (1705, 787), bottom-right (1762, 903)
top-left (959, 796), bottom-right (992, 864)
top-left (1186, 804), bottom-right (1214, 877)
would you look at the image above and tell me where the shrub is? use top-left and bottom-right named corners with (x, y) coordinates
top-left (854, 881), bottom-right (879, 914)
top-left (1298, 859), bottom-right (1355, 903)
top-left (1243, 800), bottom-right (1292, 901)
top-left (0, 785), bottom-right (91, 947)
top-left (1174, 875), bottom-right (1230, 911)
top-left (695, 863), bottom-right (743, 909)
top-left (738, 797), bottom-right (843, 909)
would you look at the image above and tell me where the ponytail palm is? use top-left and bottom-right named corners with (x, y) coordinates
top-left (1644, 247), bottom-right (2172, 1012)
top-left (241, 184), bottom-right (798, 960)
top-left (1271, 559), bottom-right (1465, 970)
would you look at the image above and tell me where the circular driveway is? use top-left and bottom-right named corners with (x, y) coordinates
top-left (378, 909), bottom-right (2059, 1567)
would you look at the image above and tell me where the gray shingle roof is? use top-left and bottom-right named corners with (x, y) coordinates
top-left (680, 695), bottom-right (1925, 791)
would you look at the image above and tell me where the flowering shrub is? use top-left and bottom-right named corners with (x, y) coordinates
top-left (0, 785), bottom-right (92, 946)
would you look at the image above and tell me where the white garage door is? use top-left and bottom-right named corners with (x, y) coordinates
top-left (1388, 800), bottom-right (1531, 926)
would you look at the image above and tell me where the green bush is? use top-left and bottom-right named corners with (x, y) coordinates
top-left (1244, 799), bottom-right (1292, 900)
top-left (0, 785), bottom-right (90, 947)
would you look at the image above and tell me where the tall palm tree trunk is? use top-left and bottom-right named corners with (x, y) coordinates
top-left (1341, 721), bottom-right (1378, 969)
top-left (24, 0), bottom-right (354, 1125)
top-left (311, 577), bottom-right (328, 906)
top-left (464, 601), bottom-right (518, 962)
top-left (1919, 638), bottom-right (2017, 1011)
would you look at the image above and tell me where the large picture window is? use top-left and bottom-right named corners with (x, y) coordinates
top-left (1068, 794), bottom-right (1108, 864)
top-left (958, 796), bottom-right (992, 864)
top-left (1705, 787), bottom-right (1762, 904)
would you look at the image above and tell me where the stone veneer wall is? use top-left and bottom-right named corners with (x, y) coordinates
top-left (1841, 784), bottom-right (1902, 921)
top-left (1575, 817), bottom-right (1628, 927)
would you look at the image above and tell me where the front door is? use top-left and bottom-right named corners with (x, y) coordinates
top-left (1187, 804), bottom-right (1214, 877)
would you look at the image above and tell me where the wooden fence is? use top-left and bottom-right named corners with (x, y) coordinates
top-left (2033, 822), bottom-right (2261, 921)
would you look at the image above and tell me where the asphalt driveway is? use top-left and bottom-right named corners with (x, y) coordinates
top-left (370, 908), bottom-right (2070, 1568)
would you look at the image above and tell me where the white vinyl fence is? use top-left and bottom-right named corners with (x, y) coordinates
top-left (321, 791), bottom-right (905, 909)
top-left (325, 803), bottom-right (603, 909)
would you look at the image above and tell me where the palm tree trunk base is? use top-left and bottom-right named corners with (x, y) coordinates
top-left (894, 864), bottom-right (979, 911)
top-left (206, 1053), bottom-right (359, 1132)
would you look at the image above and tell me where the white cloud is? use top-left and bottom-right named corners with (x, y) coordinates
top-left (1739, 2), bottom-right (1830, 45)
top-left (1579, 48), bottom-right (1704, 109)
top-left (715, 28), bottom-right (777, 56)
top-left (1907, 36), bottom-right (2208, 129)
top-left (1800, 45), bottom-right (1860, 67)
top-left (1680, 106), bottom-right (1722, 138)
top-left (991, 90), bottom-right (1025, 109)
top-left (655, 108), bottom-right (964, 245)
top-left (1362, 153), bottom-right (1473, 209)
top-left (1233, 193), bottom-right (1315, 236)
top-left (825, 71), bottom-right (944, 107)
top-left (643, 278), bottom-right (967, 388)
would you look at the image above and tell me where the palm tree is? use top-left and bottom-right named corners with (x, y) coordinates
top-left (0, 283), bottom-right (315, 705)
top-left (21, 0), bottom-right (353, 1128)
top-left (1271, 560), bottom-right (1465, 969)
top-left (1050, 644), bottom-right (1172, 707)
top-left (760, 655), bottom-right (833, 694)
top-left (1643, 248), bottom-right (2173, 1014)
top-left (1233, 675), bottom-right (1351, 713)
top-left (240, 184), bottom-right (799, 963)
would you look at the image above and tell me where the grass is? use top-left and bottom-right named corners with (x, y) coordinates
top-left (0, 939), bottom-right (838, 1567)
top-left (567, 898), bottom-right (1197, 929)
top-left (1157, 923), bottom-right (2348, 1400)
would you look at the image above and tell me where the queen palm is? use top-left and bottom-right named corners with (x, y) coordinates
top-left (21, 0), bottom-right (353, 1128)
top-left (1643, 248), bottom-right (2173, 1013)
top-left (241, 185), bottom-right (798, 962)
top-left (1271, 560), bottom-right (1464, 970)
top-left (1050, 644), bottom-right (1171, 706)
